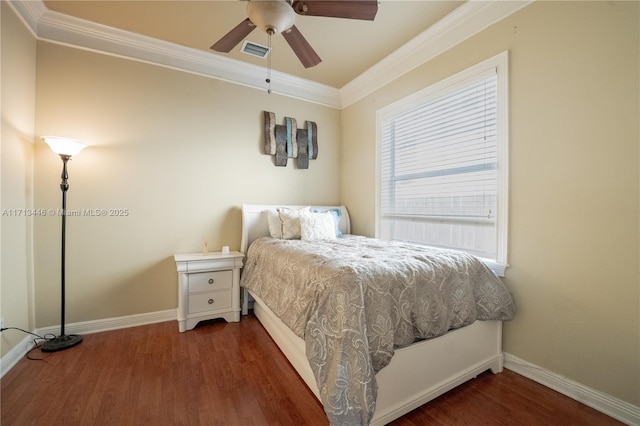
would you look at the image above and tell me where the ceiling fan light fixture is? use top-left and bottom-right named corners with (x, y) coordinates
top-left (246, 0), bottom-right (296, 35)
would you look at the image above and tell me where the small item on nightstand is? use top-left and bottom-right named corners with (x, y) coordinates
top-left (203, 239), bottom-right (209, 256)
top-left (222, 246), bottom-right (230, 255)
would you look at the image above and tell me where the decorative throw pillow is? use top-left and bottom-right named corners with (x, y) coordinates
top-left (277, 207), bottom-right (310, 239)
top-left (310, 207), bottom-right (343, 237)
top-left (300, 211), bottom-right (337, 241)
top-left (265, 209), bottom-right (283, 238)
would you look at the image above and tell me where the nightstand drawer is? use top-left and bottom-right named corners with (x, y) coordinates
top-left (188, 290), bottom-right (232, 314)
top-left (189, 270), bottom-right (232, 292)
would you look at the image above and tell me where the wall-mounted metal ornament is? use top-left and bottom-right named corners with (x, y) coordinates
top-left (264, 111), bottom-right (317, 168)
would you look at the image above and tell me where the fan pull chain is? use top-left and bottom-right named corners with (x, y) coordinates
top-left (266, 29), bottom-right (273, 94)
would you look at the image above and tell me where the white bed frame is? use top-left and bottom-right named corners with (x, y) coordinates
top-left (240, 204), bottom-right (504, 425)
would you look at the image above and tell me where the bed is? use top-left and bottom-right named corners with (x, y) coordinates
top-left (239, 204), bottom-right (516, 425)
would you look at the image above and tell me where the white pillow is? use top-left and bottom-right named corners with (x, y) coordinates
top-left (300, 211), bottom-right (337, 241)
top-left (277, 207), bottom-right (310, 239)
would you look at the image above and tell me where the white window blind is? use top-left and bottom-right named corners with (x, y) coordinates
top-left (377, 53), bottom-right (508, 270)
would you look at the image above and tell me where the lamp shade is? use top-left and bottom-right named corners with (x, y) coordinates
top-left (42, 136), bottom-right (88, 156)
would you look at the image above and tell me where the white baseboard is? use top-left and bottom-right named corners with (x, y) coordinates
top-left (0, 334), bottom-right (37, 378)
top-left (504, 353), bottom-right (640, 426)
top-left (1, 309), bottom-right (176, 378)
top-left (35, 309), bottom-right (176, 337)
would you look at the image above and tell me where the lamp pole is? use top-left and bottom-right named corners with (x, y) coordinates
top-left (58, 154), bottom-right (70, 338)
top-left (41, 137), bottom-right (87, 352)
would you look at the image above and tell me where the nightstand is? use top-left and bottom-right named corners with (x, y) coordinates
top-left (174, 251), bottom-right (244, 332)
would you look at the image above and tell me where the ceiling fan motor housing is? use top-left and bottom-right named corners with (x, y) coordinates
top-left (246, 0), bottom-right (296, 35)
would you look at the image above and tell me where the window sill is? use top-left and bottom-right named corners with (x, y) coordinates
top-left (479, 258), bottom-right (508, 277)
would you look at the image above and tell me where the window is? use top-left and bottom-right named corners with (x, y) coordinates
top-left (377, 52), bottom-right (508, 275)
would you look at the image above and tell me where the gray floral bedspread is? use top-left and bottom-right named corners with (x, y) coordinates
top-left (240, 235), bottom-right (516, 425)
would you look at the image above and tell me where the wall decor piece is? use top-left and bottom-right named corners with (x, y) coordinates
top-left (263, 111), bottom-right (317, 168)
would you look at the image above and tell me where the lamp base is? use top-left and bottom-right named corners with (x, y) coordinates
top-left (41, 334), bottom-right (83, 352)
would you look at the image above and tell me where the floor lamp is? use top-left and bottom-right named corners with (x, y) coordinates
top-left (41, 136), bottom-right (88, 352)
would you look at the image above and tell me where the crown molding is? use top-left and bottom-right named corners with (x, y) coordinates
top-left (340, 0), bottom-right (534, 108)
top-left (6, 0), bottom-right (46, 38)
top-left (8, 0), bottom-right (342, 108)
top-left (8, 0), bottom-right (533, 110)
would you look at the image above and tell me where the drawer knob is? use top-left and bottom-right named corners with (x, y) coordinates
top-left (208, 278), bottom-right (214, 284)
top-left (208, 298), bottom-right (214, 304)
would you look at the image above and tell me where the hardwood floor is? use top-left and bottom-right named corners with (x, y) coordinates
top-left (1, 314), bottom-right (622, 426)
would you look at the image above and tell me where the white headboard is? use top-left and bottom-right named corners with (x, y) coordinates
top-left (240, 204), bottom-right (351, 253)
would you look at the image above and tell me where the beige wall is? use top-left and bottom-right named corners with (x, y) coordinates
top-left (341, 1), bottom-right (639, 406)
top-left (1, 2), bottom-right (37, 357)
top-left (33, 42), bottom-right (341, 326)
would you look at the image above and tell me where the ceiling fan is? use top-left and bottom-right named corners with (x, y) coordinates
top-left (211, 0), bottom-right (379, 68)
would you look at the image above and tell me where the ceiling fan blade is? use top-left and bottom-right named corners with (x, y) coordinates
top-left (292, 0), bottom-right (378, 21)
top-left (282, 25), bottom-right (322, 68)
top-left (210, 18), bottom-right (256, 52)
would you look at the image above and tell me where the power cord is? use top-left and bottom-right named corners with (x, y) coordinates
top-left (0, 326), bottom-right (57, 360)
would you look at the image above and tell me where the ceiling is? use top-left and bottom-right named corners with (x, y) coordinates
top-left (43, 0), bottom-right (465, 89)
